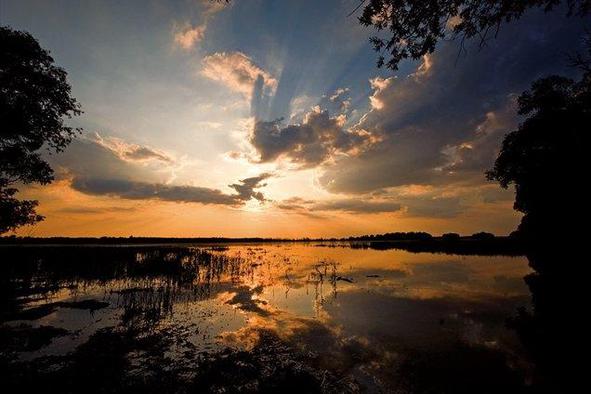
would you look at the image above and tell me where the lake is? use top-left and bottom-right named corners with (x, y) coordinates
top-left (1, 243), bottom-right (535, 393)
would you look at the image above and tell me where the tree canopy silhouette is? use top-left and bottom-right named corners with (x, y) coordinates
top-left (0, 26), bottom-right (81, 233)
top-left (487, 57), bottom-right (589, 241)
top-left (357, 0), bottom-right (591, 69)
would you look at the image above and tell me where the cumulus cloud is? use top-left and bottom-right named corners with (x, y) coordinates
top-left (321, 87), bottom-right (352, 115)
top-left (249, 107), bottom-right (374, 167)
top-left (201, 52), bottom-right (278, 98)
top-left (367, 77), bottom-right (391, 110)
top-left (318, 12), bottom-right (582, 195)
top-left (442, 98), bottom-right (518, 174)
top-left (172, 0), bottom-right (228, 50)
top-left (174, 24), bottom-right (206, 50)
top-left (48, 134), bottom-right (162, 184)
top-left (288, 87), bottom-right (353, 125)
top-left (228, 173), bottom-right (273, 202)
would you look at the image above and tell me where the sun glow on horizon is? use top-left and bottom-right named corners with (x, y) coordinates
top-left (6, 0), bottom-right (574, 238)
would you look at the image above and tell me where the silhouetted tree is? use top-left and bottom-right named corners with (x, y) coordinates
top-left (487, 67), bottom-right (589, 243)
top-left (471, 231), bottom-right (495, 240)
top-left (356, 0), bottom-right (591, 69)
top-left (1, 26), bottom-right (81, 233)
top-left (441, 232), bottom-right (461, 241)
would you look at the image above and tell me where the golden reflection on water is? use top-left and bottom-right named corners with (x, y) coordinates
top-left (199, 244), bottom-right (532, 354)
top-left (4, 243), bottom-right (533, 389)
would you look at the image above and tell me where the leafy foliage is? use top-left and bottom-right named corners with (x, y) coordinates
top-left (357, 0), bottom-right (591, 69)
top-left (0, 26), bottom-right (81, 233)
top-left (487, 68), bottom-right (589, 238)
top-left (0, 182), bottom-right (44, 234)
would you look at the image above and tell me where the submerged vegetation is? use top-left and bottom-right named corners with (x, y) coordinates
top-left (1, 1), bottom-right (586, 391)
top-left (1, 243), bottom-right (542, 393)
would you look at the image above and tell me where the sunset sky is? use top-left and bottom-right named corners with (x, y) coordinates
top-left (2, 0), bottom-right (587, 237)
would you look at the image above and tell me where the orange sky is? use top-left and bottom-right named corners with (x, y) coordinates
top-left (8, 0), bottom-right (571, 238)
top-left (14, 180), bottom-right (521, 238)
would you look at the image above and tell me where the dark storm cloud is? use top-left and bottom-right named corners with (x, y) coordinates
top-left (442, 98), bottom-right (519, 174)
top-left (318, 10), bottom-right (587, 194)
top-left (71, 177), bottom-right (241, 205)
top-left (228, 173), bottom-right (272, 202)
top-left (49, 134), bottom-right (271, 206)
top-left (249, 109), bottom-right (372, 167)
top-left (70, 174), bottom-right (272, 205)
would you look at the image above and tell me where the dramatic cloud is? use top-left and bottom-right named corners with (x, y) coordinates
top-left (48, 133), bottom-right (271, 206)
top-left (275, 188), bottom-right (470, 218)
top-left (318, 13), bottom-right (584, 194)
top-left (318, 88), bottom-right (352, 117)
top-left (288, 87), bottom-right (353, 126)
top-left (71, 178), bottom-right (241, 205)
top-left (201, 52), bottom-right (277, 98)
top-left (48, 134), bottom-right (163, 183)
top-left (70, 174), bottom-right (272, 206)
top-left (228, 173), bottom-right (272, 202)
top-left (442, 99), bottom-right (518, 174)
top-left (249, 108), bottom-right (374, 167)
top-left (91, 133), bottom-right (173, 164)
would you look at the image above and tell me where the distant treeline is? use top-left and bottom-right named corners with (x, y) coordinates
top-left (347, 231), bottom-right (507, 241)
top-left (350, 238), bottom-right (523, 256)
top-left (347, 231), bottom-right (434, 241)
top-left (1, 231), bottom-right (505, 244)
top-left (0, 236), bottom-right (288, 245)
top-left (0, 232), bottom-right (525, 255)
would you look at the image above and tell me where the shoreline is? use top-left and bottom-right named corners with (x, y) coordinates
top-left (0, 236), bottom-right (526, 256)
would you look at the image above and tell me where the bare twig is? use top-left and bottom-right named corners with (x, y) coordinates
top-left (347, 0), bottom-right (367, 17)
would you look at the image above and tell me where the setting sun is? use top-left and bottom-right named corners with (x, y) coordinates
top-left (1, 1), bottom-right (587, 392)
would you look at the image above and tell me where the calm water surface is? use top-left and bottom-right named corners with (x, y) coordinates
top-left (1, 243), bottom-right (533, 392)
